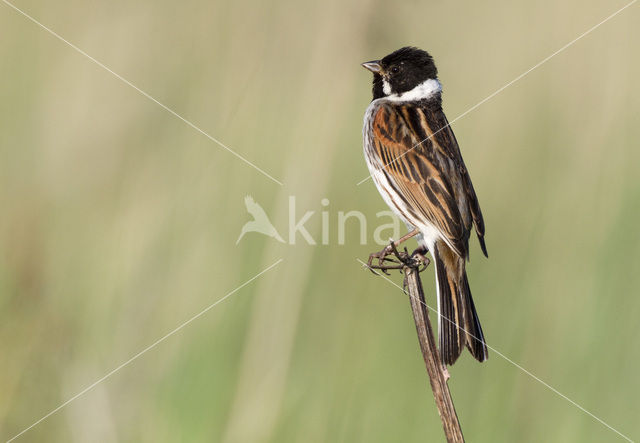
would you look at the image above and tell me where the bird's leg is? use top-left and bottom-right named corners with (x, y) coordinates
top-left (395, 229), bottom-right (421, 246)
top-left (367, 229), bottom-right (420, 275)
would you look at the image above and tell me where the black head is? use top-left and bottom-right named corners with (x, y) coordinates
top-left (362, 47), bottom-right (438, 100)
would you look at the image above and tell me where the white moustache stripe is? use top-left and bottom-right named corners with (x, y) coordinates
top-left (382, 79), bottom-right (392, 95)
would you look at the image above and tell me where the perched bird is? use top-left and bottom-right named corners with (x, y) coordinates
top-left (236, 195), bottom-right (284, 244)
top-left (362, 47), bottom-right (488, 365)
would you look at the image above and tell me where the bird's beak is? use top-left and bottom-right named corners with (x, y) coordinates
top-left (361, 60), bottom-right (382, 73)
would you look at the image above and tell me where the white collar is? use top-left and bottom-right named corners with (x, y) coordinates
top-left (384, 78), bottom-right (442, 102)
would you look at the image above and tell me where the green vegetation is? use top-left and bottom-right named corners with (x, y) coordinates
top-left (1, 1), bottom-right (638, 441)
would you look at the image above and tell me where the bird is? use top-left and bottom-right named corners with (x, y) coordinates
top-left (361, 47), bottom-right (488, 365)
top-left (236, 195), bottom-right (285, 244)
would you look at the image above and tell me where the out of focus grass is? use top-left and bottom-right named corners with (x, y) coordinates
top-left (1, 0), bottom-right (639, 441)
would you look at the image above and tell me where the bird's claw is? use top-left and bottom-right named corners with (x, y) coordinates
top-left (365, 243), bottom-right (431, 276)
top-left (366, 240), bottom-right (415, 275)
top-left (411, 251), bottom-right (430, 272)
top-left (367, 243), bottom-right (396, 275)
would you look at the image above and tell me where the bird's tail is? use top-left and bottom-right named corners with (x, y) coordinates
top-left (432, 243), bottom-right (488, 365)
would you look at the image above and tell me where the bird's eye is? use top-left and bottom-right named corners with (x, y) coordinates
top-left (391, 66), bottom-right (400, 74)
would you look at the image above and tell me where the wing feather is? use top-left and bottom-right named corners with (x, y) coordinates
top-left (371, 102), bottom-right (486, 258)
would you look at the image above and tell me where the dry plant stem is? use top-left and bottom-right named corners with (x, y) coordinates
top-left (403, 264), bottom-right (465, 443)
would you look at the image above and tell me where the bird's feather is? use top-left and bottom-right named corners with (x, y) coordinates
top-left (369, 101), bottom-right (486, 258)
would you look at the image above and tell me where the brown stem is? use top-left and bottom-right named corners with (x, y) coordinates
top-left (403, 263), bottom-right (465, 443)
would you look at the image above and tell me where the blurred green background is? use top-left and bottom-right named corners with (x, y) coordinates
top-left (1, 0), bottom-right (639, 441)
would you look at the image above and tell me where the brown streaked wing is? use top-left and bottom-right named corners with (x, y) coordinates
top-left (422, 106), bottom-right (488, 256)
top-left (371, 103), bottom-right (467, 257)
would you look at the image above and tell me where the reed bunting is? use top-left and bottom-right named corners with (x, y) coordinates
top-left (362, 47), bottom-right (488, 365)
